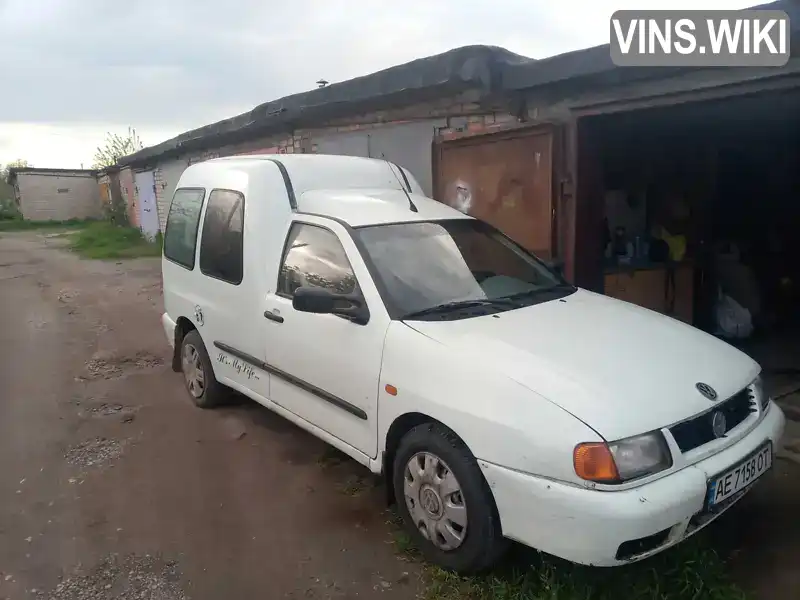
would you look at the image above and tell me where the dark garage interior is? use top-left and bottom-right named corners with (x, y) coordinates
top-left (578, 87), bottom-right (800, 390)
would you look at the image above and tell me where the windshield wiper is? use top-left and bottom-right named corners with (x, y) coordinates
top-left (401, 298), bottom-right (521, 320)
top-left (505, 283), bottom-right (576, 301)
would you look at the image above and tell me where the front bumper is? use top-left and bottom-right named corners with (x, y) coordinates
top-left (481, 403), bottom-right (785, 566)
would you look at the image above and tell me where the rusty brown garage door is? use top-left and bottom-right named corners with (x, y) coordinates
top-left (434, 127), bottom-right (559, 259)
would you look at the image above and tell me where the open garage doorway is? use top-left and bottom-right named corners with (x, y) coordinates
top-left (575, 86), bottom-right (800, 400)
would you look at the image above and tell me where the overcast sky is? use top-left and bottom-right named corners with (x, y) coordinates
top-left (0, 0), bottom-right (755, 168)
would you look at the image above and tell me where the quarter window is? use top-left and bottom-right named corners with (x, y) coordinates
top-left (199, 189), bottom-right (245, 285)
top-left (278, 223), bottom-right (359, 297)
top-left (163, 188), bottom-right (205, 269)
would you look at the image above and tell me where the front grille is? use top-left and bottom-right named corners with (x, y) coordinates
top-left (670, 387), bottom-right (756, 453)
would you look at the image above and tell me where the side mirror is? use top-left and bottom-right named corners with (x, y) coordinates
top-left (292, 287), bottom-right (369, 324)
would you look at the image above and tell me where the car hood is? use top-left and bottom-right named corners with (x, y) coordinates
top-left (405, 289), bottom-right (760, 440)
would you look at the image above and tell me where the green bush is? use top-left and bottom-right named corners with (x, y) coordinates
top-left (0, 198), bottom-right (22, 221)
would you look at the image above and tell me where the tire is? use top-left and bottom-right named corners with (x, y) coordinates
top-left (179, 330), bottom-right (226, 409)
top-left (393, 423), bottom-right (509, 573)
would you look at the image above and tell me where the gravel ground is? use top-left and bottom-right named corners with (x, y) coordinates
top-left (0, 230), bottom-right (798, 600)
top-left (82, 353), bottom-right (164, 381)
top-left (36, 555), bottom-right (185, 600)
top-left (0, 231), bottom-right (421, 600)
top-left (64, 437), bottom-right (127, 470)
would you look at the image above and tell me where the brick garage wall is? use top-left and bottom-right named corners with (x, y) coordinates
top-left (220, 134), bottom-right (297, 156)
top-left (153, 158), bottom-right (189, 232)
top-left (183, 134), bottom-right (295, 166)
top-left (18, 172), bottom-right (102, 221)
top-left (142, 91), bottom-right (516, 205)
top-left (297, 92), bottom-right (515, 196)
top-left (434, 111), bottom-right (521, 140)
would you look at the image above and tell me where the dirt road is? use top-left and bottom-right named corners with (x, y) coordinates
top-left (1, 230), bottom-right (799, 600)
top-left (0, 231), bottom-right (419, 599)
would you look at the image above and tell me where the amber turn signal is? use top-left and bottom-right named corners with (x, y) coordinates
top-left (574, 442), bottom-right (620, 483)
top-left (385, 384), bottom-right (398, 396)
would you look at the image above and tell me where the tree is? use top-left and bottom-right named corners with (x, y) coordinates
top-left (1, 159), bottom-right (31, 182)
top-left (92, 127), bottom-right (143, 169)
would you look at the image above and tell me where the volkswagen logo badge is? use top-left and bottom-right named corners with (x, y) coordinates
top-left (711, 411), bottom-right (727, 438)
top-left (696, 382), bottom-right (718, 401)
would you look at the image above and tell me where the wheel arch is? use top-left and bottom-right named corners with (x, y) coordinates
top-left (383, 412), bottom-right (472, 506)
top-left (172, 316), bottom-right (197, 371)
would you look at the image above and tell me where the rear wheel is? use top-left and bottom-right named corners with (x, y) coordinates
top-left (180, 330), bottom-right (225, 408)
top-left (393, 423), bottom-right (508, 573)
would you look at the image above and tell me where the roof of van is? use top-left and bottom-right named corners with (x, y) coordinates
top-left (186, 154), bottom-right (472, 228)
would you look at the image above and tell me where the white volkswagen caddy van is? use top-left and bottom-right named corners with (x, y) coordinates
top-left (161, 154), bottom-right (785, 573)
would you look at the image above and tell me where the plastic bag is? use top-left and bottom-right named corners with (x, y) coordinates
top-left (713, 290), bottom-right (753, 339)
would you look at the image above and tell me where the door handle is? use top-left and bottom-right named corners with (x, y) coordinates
top-left (264, 310), bottom-right (284, 323)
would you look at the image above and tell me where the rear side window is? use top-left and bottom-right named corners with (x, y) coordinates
top-left (199, 189), bottom-right (245, 285)
top-left (164, 188), bottom-right (205, 269)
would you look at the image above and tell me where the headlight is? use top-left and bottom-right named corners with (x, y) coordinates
top-left (609, 432), bottom-right (672, 481)
top-left (574, 431), bottom-right (672, 484)
top-left (752, 375), bottom-right (769, 412)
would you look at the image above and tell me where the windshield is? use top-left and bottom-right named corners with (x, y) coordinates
top-left (355, 219), bottom-right (574, 319)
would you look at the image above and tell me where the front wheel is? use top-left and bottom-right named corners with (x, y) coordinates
top-left (393, 423), bottom-right (508, 573)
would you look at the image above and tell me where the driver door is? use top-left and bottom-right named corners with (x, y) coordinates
top-left (262, 218), bottom-right (389, 458)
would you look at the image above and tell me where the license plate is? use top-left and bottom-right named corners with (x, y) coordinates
top-left (707, 442), bottom-right (772, 507)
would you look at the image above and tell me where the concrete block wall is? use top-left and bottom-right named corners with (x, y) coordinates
top-left (18, 172), bottom-right (102, 221)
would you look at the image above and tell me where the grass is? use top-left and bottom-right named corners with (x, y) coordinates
top-left (386, 511), bottom-right (748, 600)
top-left (67, 221), bottom-right (162, 259)
top-left (0, 217), bottom-right (94, 232)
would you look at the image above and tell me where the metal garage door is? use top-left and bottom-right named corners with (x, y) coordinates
top-left (434, 127), bottom-right (559, 259)
top-left (134, 170), bottom-right (160, 240)
top-left (362, 120), bottom-right (444, 197)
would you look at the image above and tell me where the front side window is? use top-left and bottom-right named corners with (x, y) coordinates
top-left (163, 188), bottom-right (205, 269)
top-left (278, 223), bottom-right (359, 297)
top-left (355, 219), bottom-right (573, 319)
top-left (199, 189), bottom-right (245, 284)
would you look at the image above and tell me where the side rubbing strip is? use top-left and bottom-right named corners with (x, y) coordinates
top-left (213, 341), bottom-right (368, 420)
top-left (266, 158), bottom-right (298, 210)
